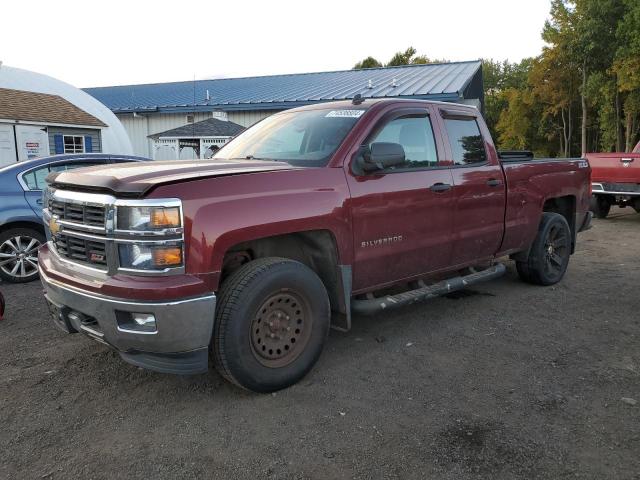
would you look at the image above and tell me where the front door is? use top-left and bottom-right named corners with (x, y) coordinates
top-left (347, 108), bottom-right (455, 292)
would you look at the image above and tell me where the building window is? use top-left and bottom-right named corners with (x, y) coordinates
top-left (63, 135), bottom-right (85, 154)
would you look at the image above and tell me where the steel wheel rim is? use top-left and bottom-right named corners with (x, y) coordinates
top-left (543, 224), bottom-right (569, 277)
top-left (250, 290), bottom-right (313, 368)
top-left (0, 236), bottom-right (41, 279)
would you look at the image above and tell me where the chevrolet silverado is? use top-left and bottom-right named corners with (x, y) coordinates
top-left (39, 99), bottom-right (592, 392)
top-left (587, 141), bottom-right (640, 218)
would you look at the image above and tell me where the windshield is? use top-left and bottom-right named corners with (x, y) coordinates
top-left (213, 108), bottom-right (365, 167)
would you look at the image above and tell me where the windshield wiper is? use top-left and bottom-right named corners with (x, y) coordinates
top-left (231, 155), bottom-right (279, 161)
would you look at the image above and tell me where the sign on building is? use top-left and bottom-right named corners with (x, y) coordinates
top-left (15, 125), bottom-right (50, 161)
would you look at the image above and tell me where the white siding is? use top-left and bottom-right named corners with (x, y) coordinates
top-left (227, 110), bottom-right (281, 127)
top-left (118, 115), bottom-right (149, 157)
top-left (117, 112), bottom-right (212, 158)
top-left (117, 110), bottom-right (284, 158)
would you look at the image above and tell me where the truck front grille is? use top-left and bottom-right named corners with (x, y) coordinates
top-left (53, 234), bottom-right (108, 267)
top-left (49, 200), bottom-right (106, 227)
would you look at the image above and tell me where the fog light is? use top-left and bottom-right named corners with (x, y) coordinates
top-left (132, 313), bottom-right (156, 328)
top-left (116, 310), bottom-right (157, 333)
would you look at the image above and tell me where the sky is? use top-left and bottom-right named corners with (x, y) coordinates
top-left (0, 0), bottom-right (551, 88)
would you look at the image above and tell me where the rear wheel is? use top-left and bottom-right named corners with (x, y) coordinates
top-left (590, 195), bottom-right (611, 219)
top-left (0, 228), bottom-right (44, 283)
top-left (212, 257), bottom-right (330, 393)
top-left (516, 212), bottom-right (571, 286)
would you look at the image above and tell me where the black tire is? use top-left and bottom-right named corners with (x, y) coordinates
top-left (516, 212), bottom-right (572, 286)
top-left (0, 228), bottom-right (45, 283)
top-left (590, 195), bottom-right (611, 219)
top-left (212, 257), bottom-right (330, 393)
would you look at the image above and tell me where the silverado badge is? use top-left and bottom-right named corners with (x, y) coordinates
top-left (49, 216), bottom-right (61, 235)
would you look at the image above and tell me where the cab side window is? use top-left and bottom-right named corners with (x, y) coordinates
top-left (444, 118), bottom-right (487, 165)
top-left (370, 115), bottom-right (438, 169)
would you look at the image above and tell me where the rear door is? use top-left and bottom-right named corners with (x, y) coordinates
top-left (346, 106), bottom-right (455, 292)
top-left (20, 160), bottom-right (107, 217)
top-left (436, 108), bottom-right (506, 267)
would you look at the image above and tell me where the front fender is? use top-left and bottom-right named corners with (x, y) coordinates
top-left (150, 168), bottom-right (352, 291)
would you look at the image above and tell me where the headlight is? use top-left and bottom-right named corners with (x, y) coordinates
top-left (117, 206), bottom-right (181, 231)
top-left (118, 244), bottom-right (183, 270)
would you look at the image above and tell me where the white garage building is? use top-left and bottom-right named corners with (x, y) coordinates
top-left (0, 64), bottom-right (133, 167)
top-left (84, 61), bottom-right (484, 159)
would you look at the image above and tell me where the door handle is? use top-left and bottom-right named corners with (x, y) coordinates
top-left (36, 199), bottom-right (43, 205)
top-left (429, 182), bottom-right (452, 193)
top-left (486, 178), bottom-right (502, 187)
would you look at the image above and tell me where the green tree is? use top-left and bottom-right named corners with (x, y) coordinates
top-left (354, 47), bottom-right (439, 70)
top-left (387, 47), bottom-right (421, 66)
top-left (483, 58), bottom-right (532, 142)
top-left (613, 0), bottom-right (640, 150)
top-left (353, 56), bottom-right (383, 70)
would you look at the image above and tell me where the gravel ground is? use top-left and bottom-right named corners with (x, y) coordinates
top-left (0, 208), bottom-right (639, 480)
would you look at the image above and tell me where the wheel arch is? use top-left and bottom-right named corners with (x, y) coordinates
top-left (542, 195), bottom-right (576, 253)
top-left (0, 220), bottom-right (45, 236)
top-left (510, 194), bottom-right (577, 262)
top-left (219, 229), bottom-right (352, 331)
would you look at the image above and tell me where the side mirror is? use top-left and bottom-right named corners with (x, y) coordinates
top-left (360, 142), bottom-right (406, 172)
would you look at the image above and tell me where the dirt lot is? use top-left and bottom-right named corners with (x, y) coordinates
top-left (0, 208), bottom-right (639, 480)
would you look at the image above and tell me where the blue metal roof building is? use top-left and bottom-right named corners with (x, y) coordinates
top-left (84, 61), bottom-right (483, 113)
top-left (83, 61), bottom-right (483, 158)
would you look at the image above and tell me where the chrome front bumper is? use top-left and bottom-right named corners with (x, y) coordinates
top-left (40, 269), bottom-right (216, 374)
top-left (592, 182), bottom-right (640, 196)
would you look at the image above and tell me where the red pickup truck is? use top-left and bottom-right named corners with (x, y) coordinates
top-left (587, 141), bottom-right (640, 218)
top-left (39, 99), bottom-right (592, 392)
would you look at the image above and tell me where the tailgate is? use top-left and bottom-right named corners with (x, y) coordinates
top-left (587, 153), bottom-right (640, 183)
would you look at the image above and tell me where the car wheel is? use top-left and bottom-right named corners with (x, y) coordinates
top-left (590, 195), bottom-right (611, 219)
top-left (0, 228), bottom-right (45, 283)
top-left (212, 257), bottom-right (330, 393)
top-left (516, 212), bottom-right (571, 286)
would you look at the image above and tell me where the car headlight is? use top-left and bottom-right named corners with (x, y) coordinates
top-left (117, 206), bottom-right (181, 231)
top-left (118, 243), bottom-right (183, 270)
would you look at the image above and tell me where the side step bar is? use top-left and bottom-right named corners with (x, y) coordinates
top-left (351, 263), bottom-right (507, 316)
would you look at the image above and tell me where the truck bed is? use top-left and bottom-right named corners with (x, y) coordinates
top-left (498, 157), bottom-right (591, 256)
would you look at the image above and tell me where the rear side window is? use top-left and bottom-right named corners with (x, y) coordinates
top-left (444, 119), bottom-right (487, 165)
top-left (21, 161), bottom-right (101, 190)
top-left (370, 115), bottom-right (438, 169)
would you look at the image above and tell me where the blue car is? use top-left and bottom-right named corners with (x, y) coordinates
top-left (0, 154), bottom-right (148, 283)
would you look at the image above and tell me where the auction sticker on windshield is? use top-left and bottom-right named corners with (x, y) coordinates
top-left (325, 110), bottom-right (365, 118)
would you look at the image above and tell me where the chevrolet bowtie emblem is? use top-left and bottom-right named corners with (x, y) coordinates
top-left (49, 216), bottom-right (61, 235)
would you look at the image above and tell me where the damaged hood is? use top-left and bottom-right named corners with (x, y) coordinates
top-left (47, 159), bottom-right (297, 197)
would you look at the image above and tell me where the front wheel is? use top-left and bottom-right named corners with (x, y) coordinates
top-left (516, 212), bottom-right (572, 286)
top-left (0, 228), bottom-right (44, 283)
top-left (590, 195), bottom-right (611, 219)
top-left (212, 257), bottom-right (330, 393)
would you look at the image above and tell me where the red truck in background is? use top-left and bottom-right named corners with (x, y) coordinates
top-left (38, 99), bottom-right (592, 392)
top-left (587, 140), bottom-right (640, 218)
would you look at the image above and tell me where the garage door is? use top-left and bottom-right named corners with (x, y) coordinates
top-left (15, 125), bottom-right (50, 161)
